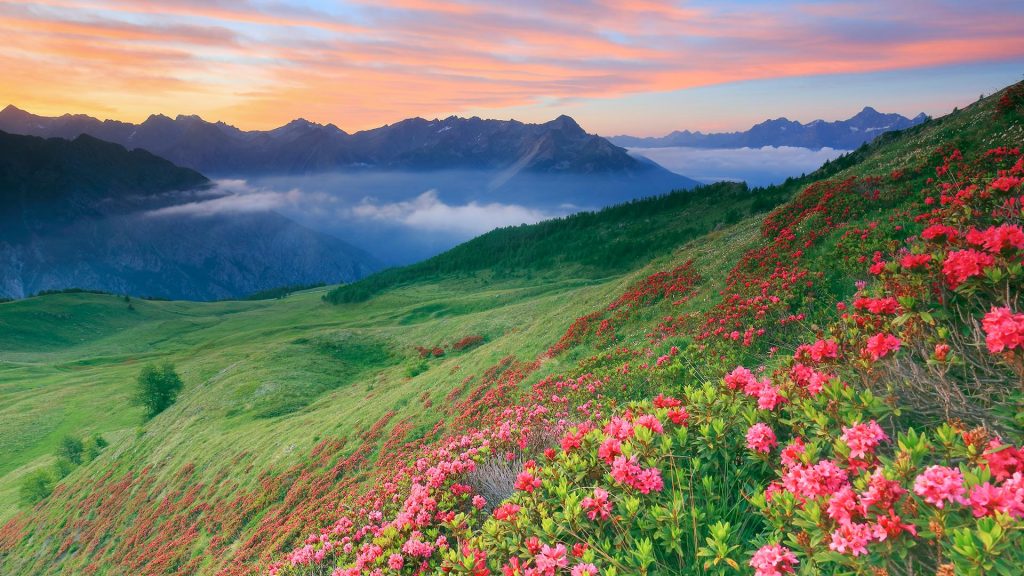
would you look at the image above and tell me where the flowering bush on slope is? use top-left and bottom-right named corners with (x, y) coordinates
top-left (275, 146), bottom-right (1023, 576)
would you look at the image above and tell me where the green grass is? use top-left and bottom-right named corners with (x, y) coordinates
top-left (0, 274), bottom-right (642, 523)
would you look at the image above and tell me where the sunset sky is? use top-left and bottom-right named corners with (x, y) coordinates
top-left (3, 0), bottom-right (1023, 136)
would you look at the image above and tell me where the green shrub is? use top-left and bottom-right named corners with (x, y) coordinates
top-left (19, 469), bottom-right (54, 505)
top-left (133, 363), bottom-right (184, 419)
top-left (57, 434), bottom-right (84, 465)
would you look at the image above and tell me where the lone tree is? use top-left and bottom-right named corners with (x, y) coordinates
top-left (57, 434), bottom-right (84, 465)
top-left (133, 363), bottom-right (184, 419)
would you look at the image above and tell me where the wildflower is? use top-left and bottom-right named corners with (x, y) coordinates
top-left (535, 544), bottom-right (568, 574)
top-left (984, 439), bottom-right (1024, 480)
top-left (603, 416), bottom-right (634, 440)
top-left (982, 307), bottom-right (1024, 353)
top-left (795, 339), bottom-right (839, 363)
top-left (746, 423), bottom-right (777, 454)
top-left (580, 487), bottom-right (612, 521)
top-left (990, 175), bottom-right (1022, 192)
top-left (388, 553), bottom-right (404, 571)
top-left (780, 437), bottom-right (805, 468)
top-left (667, 407), bottom-right (689, 426)
top-left (914, 465), bottom-right (965, 508)
top-left (472, 495), bottom-right (486, 509)
top-left (967, 483), bottom-right (1021, 518)
top-left (635, 413), bottom-right (664, 434)
top-left (920, 224), bottom-right (959, 242)
top-left (749, 543), bottom-right (798, 576)
top-left (942, 249), bottom-right (995, 287)
top-left (853, 297), bottom-right (900, 315)
top-left (840, 421), bottom-right (888, 460)
top-left (493, 503), bottom-right (520, 521)
top-left (755, 382), bottom-right (785, 410)
top-left (934, 343), bottom-right (950, 361)
top-left (597, 437), bottom-right (622, 464)
top-left (966, 224), bottom-right (1024, 253)
top-left (826, 486), bottom-right (859, 525)
top-left (571, 564), bottom-right (598, 576)
top-left (653, 394), bottom-right (681, 408)
top-left (863, 333), bottom-right (901, 361)
top-left (724, 366), bottom-right (756, 390)
top-left (515, 471), bottom-right (541, 493)
top-left (829, 522), bottom-right (877, 556)
top-left (900, 253), bottom-right (933, 269)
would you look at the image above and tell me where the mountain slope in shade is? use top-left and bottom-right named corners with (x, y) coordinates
top-left (0, 106), bottom-right (699, 186)
top-left (0, 130), bottom-right (380, 300)
top-left (609, 107), bottom-right (928, 150)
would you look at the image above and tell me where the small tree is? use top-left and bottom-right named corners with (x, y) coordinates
top-left (19, 470), bottom-right (54, 505)
top-left (57, 434), bottom-right (84, 465)
top-left (133, 363), bottom-right (184, 419)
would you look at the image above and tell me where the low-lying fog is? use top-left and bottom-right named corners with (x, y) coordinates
top-left (147, 148), bottom-right (842, 266)
top-left (628, 146), bottom-right (850, 187)
top-left (148, 170), bottom-right (687, 265)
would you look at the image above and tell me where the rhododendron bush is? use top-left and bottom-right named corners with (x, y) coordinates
top-left (273, 144), bottom-right (1023, 575)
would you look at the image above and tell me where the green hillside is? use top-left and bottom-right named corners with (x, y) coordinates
top-left (0, 82), bottom-right (1022, 576)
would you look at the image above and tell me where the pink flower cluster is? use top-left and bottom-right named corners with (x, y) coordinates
top-left (982, 306), bottom-right (1024, 353)
top-left (726, 366), bottom-right (786, 410)
top-left (746, 423), bottom-right (777, 453)
top-left (862, 333), bottom-right (901, 361)
top-left (610, 456), bottom-right (664, 494)
top-left (942, 249), bottom-right (995, 287)
top-left (840, 421), bottom-right (888, 461)
top-left (750, 543), bottom-right (798, 576)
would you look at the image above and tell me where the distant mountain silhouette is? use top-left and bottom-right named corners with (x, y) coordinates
top-left (608, 107), bottom-right (928, 150)
top-left (0, 106), bottom-right (698, 186)
top-left (0, 130), bottom-right (379, 300)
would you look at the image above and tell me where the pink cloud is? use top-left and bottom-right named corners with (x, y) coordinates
top-left (1, 0), bottom-right (1022, 130)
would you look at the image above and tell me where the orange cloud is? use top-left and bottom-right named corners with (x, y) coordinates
top-left (1, 0), bottom-right (1022, 131)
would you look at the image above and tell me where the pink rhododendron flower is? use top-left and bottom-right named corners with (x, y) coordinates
top-left (635, 413), bottom-right (663, 434)
top-left (580, 487), bottom-right (612, 521)
top-left (920, 224), bottom-right (959, 242)
top-left (514, 471), bottom-right (541, 493)
top-left (493, 503), bottom-right (520, 521)
top-left (387, 553), bottom-right (404, 570)
top-left (795, 339), bottom-right (839, 363)
top-left (900, 253), bottom-right (933, 269)
top-left (967, 482), bottom-right (1024, 518)
top-left (829, 521), bottom-right (879, 556)
top-left (942, 249), bottom-right (995, 287)
top-left (914, 465), bottom-right (965, 508)
top-left (984, 439), bottom-right (1024, 480)
top-left (597, 437), bottom-right (622, 464)
top-left (535, 543), bottom-right (568, 574)
top-left (840, 421), bottom-right (888, 460)
top-left (749, 543), bottom-right (798, 576)
top-left (746, 423), bottom-right (777, 453)
top-left (966, 224), bottom-right (1024, 253)
top-left (862, 333), bottom-right (901, 361)
top-left (571, 563), bottom-right (598, 576)
top-left (780, 437), bottom-right (805, 468)
top-left (982, 307), bottom-right (1024, 353)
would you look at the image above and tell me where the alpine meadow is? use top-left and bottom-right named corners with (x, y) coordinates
top-left (2, 3), bottom-right (1024, 576)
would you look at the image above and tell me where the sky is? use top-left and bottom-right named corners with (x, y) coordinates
top-left (2, 0), bottom-right (1023, 136)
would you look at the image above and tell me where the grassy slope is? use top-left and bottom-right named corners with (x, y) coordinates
top-left (0, 82), bottom-right (1019, 574)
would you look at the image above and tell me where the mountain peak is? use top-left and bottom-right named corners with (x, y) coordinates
top-left (1, 104), bottom-right (26, 115)
top-left (545, 114), bottom-right (585, 135)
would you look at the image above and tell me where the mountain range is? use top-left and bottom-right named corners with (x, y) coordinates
top-left (0, 130), bottom-right (379, 300)
top-left (0, 105), bottom-right (695, 182)
top-left (608, 106), bottom-right (928, 150)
